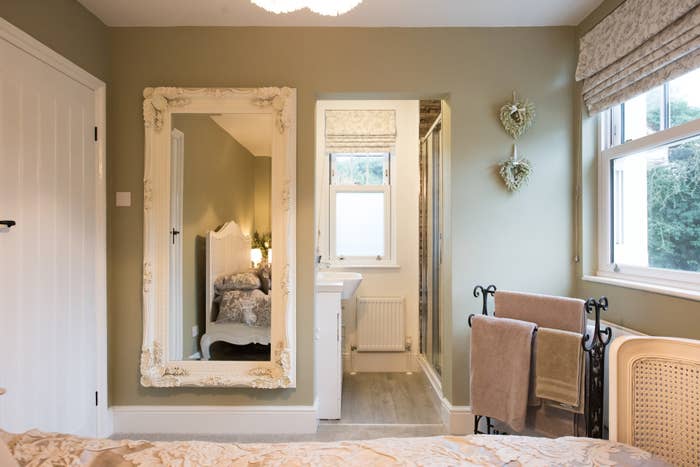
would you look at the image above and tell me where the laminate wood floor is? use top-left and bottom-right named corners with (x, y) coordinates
top-left (327, 371), bottom-right (443, 425)
top-left (113, 371), bottom-right (447, 443)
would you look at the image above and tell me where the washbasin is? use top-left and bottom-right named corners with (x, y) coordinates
top-left (317, 271), bottom-right (363, 300)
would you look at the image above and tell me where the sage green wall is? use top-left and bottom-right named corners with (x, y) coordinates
top-left (172, 115), bottom-right (257, 358)
top-left (108, 26), bottom-right (577, 406)
top-left (0, 0), bottom-right (108, 81)
top-left (254, 157), bottom-right (272, 234)
top-left (573, 1), bottom-right (700, 339)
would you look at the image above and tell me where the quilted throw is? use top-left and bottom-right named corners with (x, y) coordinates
top-left (1, 430), bottom-right (668, 466)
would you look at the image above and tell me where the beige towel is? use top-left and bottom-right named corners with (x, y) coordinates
top-left (536, 327), bottom-right (584, 410)
top-left (470, 315), bottom-right (536, 432)
top-left (495, 291), bottom-right (585, 333)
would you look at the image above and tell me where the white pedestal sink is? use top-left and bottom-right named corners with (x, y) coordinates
top-left (317, 271), bottom-right (363, 300)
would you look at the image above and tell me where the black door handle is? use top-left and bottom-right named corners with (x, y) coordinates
top-left (0, 220), bottom-right (16, 228)
top-left (171, 228), bottom-right (180, 244)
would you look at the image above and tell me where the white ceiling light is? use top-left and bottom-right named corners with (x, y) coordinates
top-left (251, 0), bottom-right (363, 16)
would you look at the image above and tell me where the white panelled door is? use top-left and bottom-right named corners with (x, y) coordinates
top-left (0, 33), bottom-right (100, 436)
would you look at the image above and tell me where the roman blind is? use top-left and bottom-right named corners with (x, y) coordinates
top-left (325, 110), bottom-right (397, 153)
top-left (577, 0), bottom-right (700, 113)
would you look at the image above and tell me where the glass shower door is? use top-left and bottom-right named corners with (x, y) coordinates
top-left (419, 114), bottom-right (443, 376)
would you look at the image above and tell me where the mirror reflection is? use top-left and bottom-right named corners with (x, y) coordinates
top-left (170, 113), bottom-right (272, 362)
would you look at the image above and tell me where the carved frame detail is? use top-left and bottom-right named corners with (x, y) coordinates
top-left (141, 87), bottom-right (297, 388)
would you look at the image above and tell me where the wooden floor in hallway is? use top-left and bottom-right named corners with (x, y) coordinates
top-left (326, 370), bottom-right (444, 425)
top-left (113, 371), bottom-right (447, 443)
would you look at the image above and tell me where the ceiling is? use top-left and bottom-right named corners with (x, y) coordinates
top-left (211, 114), bottom-right (273, 157)
top-left (78, 0), bottom-right (603, 27)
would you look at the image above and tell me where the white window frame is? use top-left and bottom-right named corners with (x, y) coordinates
top-left (326, 151), bottom-right (397, 268)
top-left (597, 113), bottom-right (700, 293)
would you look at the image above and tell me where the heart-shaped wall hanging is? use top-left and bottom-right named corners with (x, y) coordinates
top-left (499, 144), bottom-right (532, 192)
top-left (499, 92), bottom-right (536, 140)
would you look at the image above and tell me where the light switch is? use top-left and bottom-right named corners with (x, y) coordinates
top-left (116, 192), bottom-right (131, 207)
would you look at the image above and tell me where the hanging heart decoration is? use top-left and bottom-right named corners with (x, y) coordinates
top-left (499, 92), bottom-right (536, 139)
top-left (499, 144), bottom-right (532, 192)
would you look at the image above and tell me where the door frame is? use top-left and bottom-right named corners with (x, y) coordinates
top-left (169, 129), bottom-right (184, 360)
top-left (0, 17), bottom-right (109, 437)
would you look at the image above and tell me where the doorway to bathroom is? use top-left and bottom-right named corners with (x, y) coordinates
top-left (314, 97), bottom-right (450, 435)
top-left (419, 100), bottom-right (445, 379)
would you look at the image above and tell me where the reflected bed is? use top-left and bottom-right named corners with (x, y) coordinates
top-left (201, 220), bottom-right (270, 360)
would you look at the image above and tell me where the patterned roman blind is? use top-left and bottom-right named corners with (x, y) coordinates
top-left (325, 110), bottom-right (397, 153)
top-left (577, 0), bottom-right (700, 113)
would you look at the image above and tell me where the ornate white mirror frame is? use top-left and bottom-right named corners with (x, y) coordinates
top-left (140, 87), bottom-right (296, 388)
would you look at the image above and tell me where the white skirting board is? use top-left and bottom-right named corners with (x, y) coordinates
top-left (441, 400), bottom-right (474, 435)
top-left (415, 354), bottom-right (473, 435)
top-left (343, 351), bottom-right (420, 373)
top-left (111, 403), bottom-right (318, 435)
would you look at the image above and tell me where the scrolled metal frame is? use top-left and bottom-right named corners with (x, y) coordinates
top-left (468, 284), bottom-right (612, 439)
top-left (582, 296), bottom-right (612, 438)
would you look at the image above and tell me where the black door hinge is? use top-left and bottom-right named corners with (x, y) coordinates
top-left (94, 127), bottom-right (98, 142)
top-left (95, 391), bottom-right (99, 406)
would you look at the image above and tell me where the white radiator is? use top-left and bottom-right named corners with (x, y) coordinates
top-left (356, 297), bottom-right (406, 352)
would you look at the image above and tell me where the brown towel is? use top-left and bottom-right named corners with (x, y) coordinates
top-left (536, 327), bottom-right (584, 410)
top-left (470, 315), bottom-right (536, 432)
top-left (495, 291), bottom-right (585, 333)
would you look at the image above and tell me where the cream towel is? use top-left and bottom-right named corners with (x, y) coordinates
top-left (470, 315), bottom-right (536, 432)
top-left (536, 327), bottom-right (584, 409)
top-left (495, 291), bottom-right (585, 333)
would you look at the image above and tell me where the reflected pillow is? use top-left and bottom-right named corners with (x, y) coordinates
top-left (217, 289), bottom-right (271, 327)
top-left (214, 272), bottom-right (261, 292)
top-left (256, 265), bottom-right (271, 295)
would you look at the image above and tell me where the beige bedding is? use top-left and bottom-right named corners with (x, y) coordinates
top-left (1, 430), bottom-right (667, 466)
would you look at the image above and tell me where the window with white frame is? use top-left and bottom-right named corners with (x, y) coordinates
top-left (329, 152), bottom-right (392, 264)
top-left (598, 67), bottom-right (700, 290)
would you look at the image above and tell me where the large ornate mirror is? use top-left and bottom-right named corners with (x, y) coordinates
top-left (141, 87), bottom-right (296, 388)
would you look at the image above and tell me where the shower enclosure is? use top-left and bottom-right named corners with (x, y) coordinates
top-left (419, 103), bottom-right (443, 376)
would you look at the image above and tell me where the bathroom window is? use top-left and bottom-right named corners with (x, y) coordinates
top-left (329, 153), bottom-right (393, 265)
top-left (597, 67), bottom-right (700, 292)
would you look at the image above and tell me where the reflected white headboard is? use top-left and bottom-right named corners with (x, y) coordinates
top-left (205, 220), bottom-right (250, 325)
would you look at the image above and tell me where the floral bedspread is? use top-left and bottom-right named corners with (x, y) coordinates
top-left (1, 430), bottom-right (668, 466)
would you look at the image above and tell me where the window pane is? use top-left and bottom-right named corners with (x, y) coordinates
top-left (335, 191), bottom-right (385, 257)
top-left (668, 67), bottom-right (700, 128)
top-left (623, 85), bottom-right (663, 142)
top-left (352, 158), bottom-right (369, 184)
top-left (331, 153), bottom-right (388, 185)
top-left (367, 158), bottom-right (385, 184)
top-left (332, 155), bottom-right (353, 184)
top-left (612, 134), bottom-right (700, 272)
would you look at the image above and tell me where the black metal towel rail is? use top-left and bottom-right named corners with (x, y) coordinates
top-left (468, 284), bottom-right (612, 439)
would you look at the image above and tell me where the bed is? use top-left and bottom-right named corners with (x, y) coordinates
top-left (0, 430), bottom-right (666, 466)
top-left (200, 221), bottom-right (270, 360)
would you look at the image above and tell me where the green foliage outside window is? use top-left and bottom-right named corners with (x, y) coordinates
top-left (646, 101), bottom-right (700, 272)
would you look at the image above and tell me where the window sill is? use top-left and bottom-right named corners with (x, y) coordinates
top-left (582, 273), bottom-right (700, 302)
top-left (325, 263), bottom-right (401, 270)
